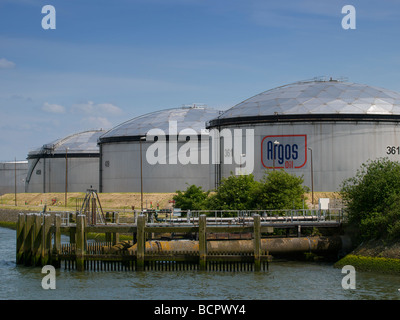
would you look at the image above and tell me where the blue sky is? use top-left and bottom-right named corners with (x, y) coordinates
top-left (1, 0), bottom-right (400, 160)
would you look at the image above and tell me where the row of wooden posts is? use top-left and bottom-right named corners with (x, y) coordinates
top-left (16, 213), bottom-right (270, 272)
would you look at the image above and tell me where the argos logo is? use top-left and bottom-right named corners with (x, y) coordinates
top-left (261, 135), bottom-right (307, 169)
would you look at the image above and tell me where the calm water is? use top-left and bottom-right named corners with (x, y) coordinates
top-left (1, 227), bottom-right (399, 300)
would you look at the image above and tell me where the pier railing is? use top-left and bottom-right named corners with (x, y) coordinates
top-left (56, 208), bottom-right (345, 225)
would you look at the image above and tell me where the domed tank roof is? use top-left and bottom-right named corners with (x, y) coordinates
top-left (99, 105), bottom-right (221, 143)
top-left (28, 129), bottom-right (106, 158)
top-left (208, 79), bottom-right (400, 127)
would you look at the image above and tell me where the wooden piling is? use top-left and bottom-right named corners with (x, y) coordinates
top-left (253, 214), bottom-right (261, 271)
top-left (112, 212), bottom-right (119, 245)
top-left (76, 214), bottom-right (85, 271)
top-left (16, 213), bottom-right (25, 264)
top-left (199, 215), bottom-right (207, 271)
top-left (41, 214), bottom-right (52, 266)
top-left (53, 214), bottom-right (61, 268)
top-left (32, 214), bottom-right (41, 266)
top-left (24, 214), bottom-right (34, 266)
top-left (136, 214), bottom-right (146, 271)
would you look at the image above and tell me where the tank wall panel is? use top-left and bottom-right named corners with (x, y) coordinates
top-left (101, 141), bottom-right (211, 193)
top-left (0, 163), bottom-right (28, 195)
top-left (215, 122), bottom-right (400, 192)
top-left (25, 157), bottom-right (99, 193)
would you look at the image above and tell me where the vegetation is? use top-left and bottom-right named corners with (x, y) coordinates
top-left (173, 184), bottom-right (210, 210)
top-left (334, 254), bottom-right (400, 274)
top-left (173, 170), bottom-right (309, 215)
top-left (340, 158), bottom-right (400, 241)
top-left (206, 174), bottom-right (260, 210)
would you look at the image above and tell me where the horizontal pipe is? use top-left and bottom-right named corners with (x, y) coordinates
top-left (119, 236), bottom-right (351, 256)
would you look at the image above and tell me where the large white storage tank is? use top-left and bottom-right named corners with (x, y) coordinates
top-left (98, 106), bottom-right (221, 193)
top-left (207, 79), bottom-right (400, 192)
top-left (25, 129), bottom-right (105, 193)
top-left (0, 161), bottom-right (28, 195)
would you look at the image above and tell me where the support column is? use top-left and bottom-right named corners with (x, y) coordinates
top-left (253, 214), bottom-right (261, 272)
top-left (24, 214), bottom-right (34, 266)
top-left (53, 214), bottom-right (61, 268)
top-left (76, 214), bottom-right (85, 271)
top-left (137, 214), bottom-right (146, 271)
top-left (32, 214), bottom-right (41, 266)
top-left (16, 213), bottom-right (25, 264)
top-left (105, 212), bottom-right (112, 243)
top-left (41, 214), bottom-right (52, 266)
top-left (112, 212), bottom-right (119, 245)
top-left (199, 215), bottom-right (207, 271)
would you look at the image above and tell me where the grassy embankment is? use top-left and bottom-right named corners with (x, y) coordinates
top-left (0, 192), bottom-right (175, 235)
top-left (334, 239), bottom-right (400, 274)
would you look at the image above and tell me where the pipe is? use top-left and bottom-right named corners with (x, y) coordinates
top-left (118, 236), bottom-right (351, 256)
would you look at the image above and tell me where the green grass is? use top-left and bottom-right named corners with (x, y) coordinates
top-left (334, 254), bottom-right (400, 274)
top-left (0, 221), bottom-right (16, 230)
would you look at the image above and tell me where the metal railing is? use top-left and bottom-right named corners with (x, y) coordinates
top-left (57, 208), bottom-right (346, 226)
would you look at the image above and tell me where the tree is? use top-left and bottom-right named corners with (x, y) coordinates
top-left (206, 173), bottom-right (260, 211)
top-left (340, 158), bottom-right (400, 240)
top-left (173, 171), bottom-right (309, 214)
top-left (255, 170), bottom-right (309, 210)
top-left (173, 184), bottom-right (209, 210)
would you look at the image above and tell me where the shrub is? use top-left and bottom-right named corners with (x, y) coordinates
top-left (340, 158), bottom-right (400, 240)
top-left (255, 170), bottom-right (309, 210)
top-left (174, 170), bottom-right (309, 214)
top-left (205, 173), bottom-right (260, 211)
top-left (173, 184), bottom-right (209, 210)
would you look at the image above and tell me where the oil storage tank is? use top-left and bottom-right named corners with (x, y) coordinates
top-left (0, 160), bottom-right (28, 195)
top-left (25, 129), bottom-right (105, 193)
top-left (98, 105), bottom-right (221, 193)
top-left (207, 78), bottom-right (400, 192)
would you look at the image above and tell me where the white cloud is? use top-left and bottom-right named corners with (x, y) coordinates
top-left (83, 116), bottom-right (113, 129)
top-left (0, 58), bottom-right (16, 69)
top-left (72, 101), bottom-right (122, 115)
top-left (96, 103), bottom-right (123, 115)
top-left (42, 102), bottom-right (65, 114)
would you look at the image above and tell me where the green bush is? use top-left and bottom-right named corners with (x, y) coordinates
top-left (340, 158), bottom-right (400, 240)
top-left (255, 170), bottom-right (309, 210)
top-left (174, 170), bottom-right (309, 213)
top-left (206, 174), bottom-right (260, 211)
top-left (173, 184), bottom-right (209, 210)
